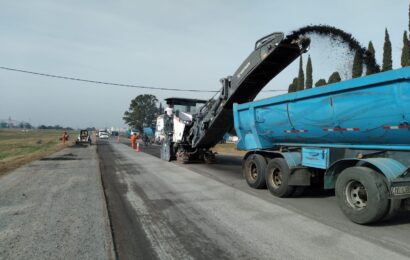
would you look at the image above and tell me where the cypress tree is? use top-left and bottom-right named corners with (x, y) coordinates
top-left (401, 31), bottom-right (410, 67)
top-left (315, 79), bottom-right (327, 87)
top-left (328, 72), bottom-right (341, 84)
top-left (292, 77), bottom-right (298, 91)
top-left (297, 56), bottom-right (305, 91)
top-left (382, 28), bottom-right (393, 71)
top-left (305, 55), bottom-right (313, 89)
top-left (352, 50), bottom-right (363, 78)
top-left (288, 83), bottom-right (296, 93)
top-left (366, 41), bottom-right (378, 75)
top-left (158, 102), bottom-right (163, 114)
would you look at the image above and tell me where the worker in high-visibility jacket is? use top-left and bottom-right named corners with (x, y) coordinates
top-left (130, 133), bottom-right (137, 149)
top-left (60, 131), bottom-right (69, 145)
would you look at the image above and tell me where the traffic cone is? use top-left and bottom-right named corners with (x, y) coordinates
top-left (136, 142), bottom-right (140, 152)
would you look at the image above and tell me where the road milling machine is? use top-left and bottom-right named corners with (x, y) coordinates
top-left (160, 32), bottom-right (310, 163)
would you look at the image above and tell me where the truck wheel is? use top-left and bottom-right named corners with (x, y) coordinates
top-left (265, 158), bottom-right (294, 197)
top-left (176, 151), bottom-right (189, 164)
top-left (203, 153), bottom-right (216, 164)
top-left (243, 154), bottom-right (267, 189)
top-left (383, 199), bottom-right (402, 221)
top-left (335, 167), bottom-right (390, 224)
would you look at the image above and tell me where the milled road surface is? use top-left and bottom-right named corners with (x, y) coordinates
top-left (1, 137), bottom-right (409, 259)
top-left (100, 139), bottom-right (410, 259)
top-left (0, 144), bottom-right (114, 260)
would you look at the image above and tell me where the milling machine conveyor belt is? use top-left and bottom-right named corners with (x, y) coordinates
top-left (192, 32), bottom-right (310, 149)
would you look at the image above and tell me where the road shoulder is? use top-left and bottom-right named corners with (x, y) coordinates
top-left (0, 144), bottom-right (114, 260)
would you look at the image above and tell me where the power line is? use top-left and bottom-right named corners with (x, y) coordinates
top-left (0, 66), bottom-right (215, 92)
top-left (0, 66), bottom-right (288, 93)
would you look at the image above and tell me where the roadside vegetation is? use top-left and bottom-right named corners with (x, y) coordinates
top-left (0, 129), bottom-right (76, 176)
top-left (288, 3), bottom-right (410, 92)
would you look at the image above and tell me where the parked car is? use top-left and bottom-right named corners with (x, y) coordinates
top-left (98, 131), bottom-right (109, 139)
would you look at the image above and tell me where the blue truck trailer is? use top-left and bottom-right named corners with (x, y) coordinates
top-left (234, 67), bottom-right (410, 224)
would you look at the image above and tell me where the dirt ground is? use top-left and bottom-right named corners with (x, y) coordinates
top-left (212, 143), bottom-right (246, 156)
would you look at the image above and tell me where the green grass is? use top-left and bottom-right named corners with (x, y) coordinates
top-left (0, 129), bottom-right (77, 175)
top-left (0, 140), bottom-right (56, 160)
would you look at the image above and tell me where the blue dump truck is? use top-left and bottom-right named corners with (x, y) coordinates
top-left (234, 68), bottom-right (410, 224)
top-left (161, 31), bottom-right (409, 224)
top-left (143, 127), bottom-right (154, 138)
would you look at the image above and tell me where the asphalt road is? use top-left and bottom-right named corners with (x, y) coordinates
top-left (100, 138), bottom-right (410, 259)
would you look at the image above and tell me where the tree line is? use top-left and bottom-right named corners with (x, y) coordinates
top-left (0, 121), bottom-right (33, 129)
top-left (289, 4), bottom-right (410, 93)
top-left (0, 121), bottom-right (75, 130)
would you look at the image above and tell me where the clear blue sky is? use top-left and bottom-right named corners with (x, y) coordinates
top-left (0, 0), bottom-right (408, 128)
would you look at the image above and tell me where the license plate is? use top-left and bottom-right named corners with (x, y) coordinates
top-left (391, 185), bottom-right (410, 196)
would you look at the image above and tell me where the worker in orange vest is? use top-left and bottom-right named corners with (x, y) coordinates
top-left (60, 131), bottom-right (69, 145)
top-left (130, 132), bottom-right (137, 149)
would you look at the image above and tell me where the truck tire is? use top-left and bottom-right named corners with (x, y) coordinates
top-left (335, 167), bottom-right (390, 224)
top-left (203, 152), bottom-right (216, 164)
top-left (243, 154), bottom-right (267, 189)
top-left (176, 151), bottom-right (189, 164)
top-left (265, 158), bottom-right (295, 197)
top-left (383, 199), bottom-right (402, 221)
